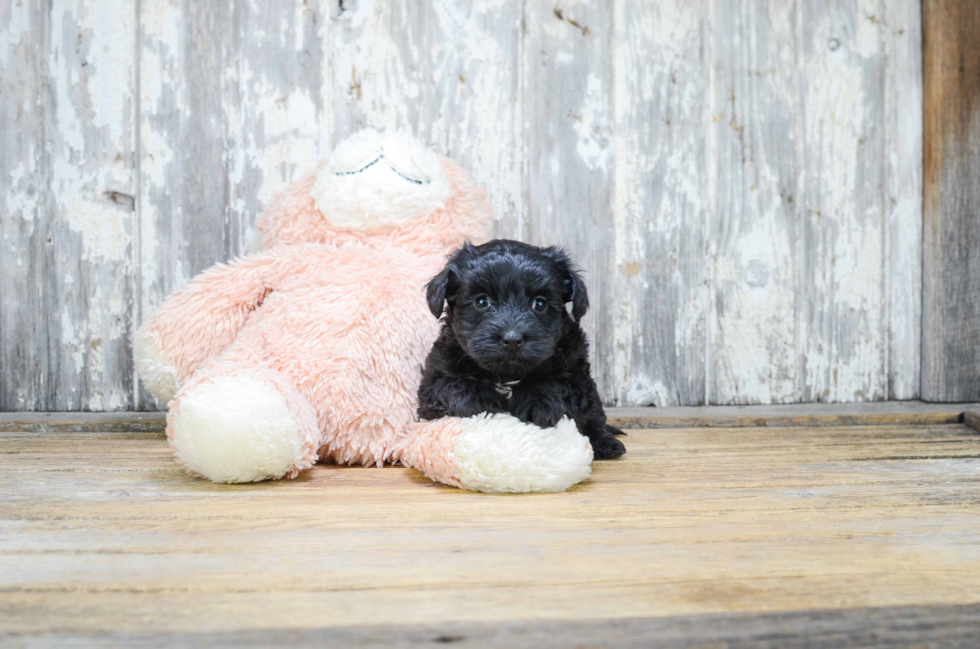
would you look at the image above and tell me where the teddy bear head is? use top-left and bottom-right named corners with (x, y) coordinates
top-left (253, 128), bottom-right (492, 255)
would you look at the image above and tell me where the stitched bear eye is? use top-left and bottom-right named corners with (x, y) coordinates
top-left (474, 295), bottom-right (491, 309)
top-left (532, 297), bottom-right (548, 312)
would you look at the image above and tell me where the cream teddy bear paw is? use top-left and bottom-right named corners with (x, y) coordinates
top-left (167, 370), bottom-right (321, 483)
top-left (399, 414), bottom-right (593, 493)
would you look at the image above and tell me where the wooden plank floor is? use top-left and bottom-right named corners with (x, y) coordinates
top-left (2, 409), bottom-right (980, 647)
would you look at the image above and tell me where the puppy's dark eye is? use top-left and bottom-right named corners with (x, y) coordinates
top-left (531, 297), bottom-right (548, 312)
top-left (474, 295), bottom-right (491, 309)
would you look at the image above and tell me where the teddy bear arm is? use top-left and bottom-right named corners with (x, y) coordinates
top-left (136, 249), bottom-right (291, 402)
top-left (394, 415), bottom-right (593, 493)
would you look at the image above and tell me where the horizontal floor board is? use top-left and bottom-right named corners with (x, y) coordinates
top-left (10, 604), bottom-right (980, 649)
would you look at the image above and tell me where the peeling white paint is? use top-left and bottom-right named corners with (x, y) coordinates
top-left (5, 160), bottom-right (37, 222)
top-left (63, 195), bottom-right (130, 262)
top-left (884, 0), bottom-right (923, 400)
top-left (13, 0), bottom-right (138, 410)
top-left (236, 60), bottom-right (320, 208)
top-left (0, 1), bottom-right (31, 55)
top-left (1, 0), bottom-right (924, 410)
top-left (83, 1), bottom-right (134, 146)
top-left (573, 74), bottom-right (612, 172)
top-left (626, 374), bottom-right (672, 407)
top-left (612, 0), bottom-right (707, 406)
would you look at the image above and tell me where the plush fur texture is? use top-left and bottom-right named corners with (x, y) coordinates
top-left (452, 414), bottom-right (593, 492)
top-left (168, 368), bottom-right (321, 483)
top-left (418, 240), bottom-right (627, 460)
top-left (396, 414), bottom-right (592, 493)
top-left (255, 158), bottom-right (483, 256)
top-left (136, 130), bottom-right (593, 492)
top-left (134, 335), bottom-right (179, 403)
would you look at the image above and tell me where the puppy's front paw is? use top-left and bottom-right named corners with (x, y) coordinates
top-left (511, 396), bottom-right (563, 429)
top-left (591, 432), bottom-right (626, 460)
top-left (417, 378), bottom-right (507, 421)
top-left (527, 402), bottom-right (563, 429)
top-left (606, 423), bottom-right (627, 437)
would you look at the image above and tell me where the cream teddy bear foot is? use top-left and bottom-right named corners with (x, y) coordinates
top-left (167, 363), bottom-right (321, 483)
top-left (395, 414), bottom-right (593, 493)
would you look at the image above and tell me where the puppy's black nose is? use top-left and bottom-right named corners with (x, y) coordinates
top-left (500, 330), bottom-right (524, 350)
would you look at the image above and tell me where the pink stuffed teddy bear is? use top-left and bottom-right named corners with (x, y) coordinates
top-left (136, 129), bottom-right (593, 492)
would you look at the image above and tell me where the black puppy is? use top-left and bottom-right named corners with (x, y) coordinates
top-left (417, 239), bottom-right (626, 460)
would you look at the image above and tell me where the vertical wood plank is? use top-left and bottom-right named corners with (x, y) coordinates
top-left (1, 0), bottom-right (138, 410)
top-left (611, 1), bottom-right (706, 406)
top-left (329, 0), bottom-right (524, 238)
top-left (138, 0), bottom-right (235, 409)
top-left (138, 0), bottom-right (331, 408)
top-left (708, 0), bottom-right (808, 404)
top-left (709, 0), bottom-right (909, 405)
top-left (524, 0), bottom-right (615, 399)
top-left (47, 0), bottom-right (138, 410)
top-left (0, 0), bottom-right (44, 410)
top-left (796, 0), bottom-right (889, 403)
top-left (328, 0), bottom-right (425, 139)
top-left (922, 0), bottom-right (980, 402)
top-left (139, 0), bottom-right (235, 351)
top-left (884, 0), bottom-right (922, 400)
top-left (226, 0), bottom-right (330, 248)
top-left (422, 1), bottom-right (525, 240)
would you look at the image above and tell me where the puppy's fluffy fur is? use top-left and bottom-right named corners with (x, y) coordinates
top-left (417, 240), bottom-right (626, 460)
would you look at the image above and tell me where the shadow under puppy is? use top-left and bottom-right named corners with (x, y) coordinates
top-left (417, 240), bottom-right (626, 460)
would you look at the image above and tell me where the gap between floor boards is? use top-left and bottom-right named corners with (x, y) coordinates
top-left (1, 402), bottom-right (979, 433)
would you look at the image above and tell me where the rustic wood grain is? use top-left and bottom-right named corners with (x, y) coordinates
top-left (1, 0), bottom-right (928, 409)
top-left (0, 0), bottom-right (45, 411)
top-left (2, 419), bottom-right (980, 640)
top-left (138, 0), bottom-right (238, 319)
top-left (708, 0), bottom-right (801, 405)
top-left (922, 0), bottom-right (980, 402)
top-left (328, 0), bottom-right (524, 239)
top-left (708, 1), bottom-right (922, 405)
top-left (610, 0), bottom-right (707, 407)
top-left (884, 0), bottom-right (924, 401)
top-left (17, 604), bottom-right (980, 648)
top-left (798, 0), bottom-right (891, 403)
top-left (523, 1), bottom-right (616, 399)
top-left (1, 0), bottom-right (138, 411)
top-left (137, 0), bottom-right (331, 410)
top-left (0, 411), bottom-right (168, 433)
top-left (607, 409), bottom-right (966, 430)
top-left (47, 0), bottom-right (139, 412)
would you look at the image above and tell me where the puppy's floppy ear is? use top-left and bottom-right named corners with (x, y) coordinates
top-left (543, 246), bottom-right (589, 321)
top-left (565, 267), bottom-right (589, 321)
top-left (425, 267), bottom-right (456, 318)
top-left (425, 242), bottom-right (475, 318)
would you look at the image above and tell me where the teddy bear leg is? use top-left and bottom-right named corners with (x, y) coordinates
top-left (167, 363), bottom-right (321, 483)
top-left (394, 414), bottom-right (594, 493)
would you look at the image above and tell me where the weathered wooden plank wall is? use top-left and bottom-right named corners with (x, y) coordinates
top-left (1, 0), bottom-right (926, 411)
top-left (709, 0), bottom-right (923, 405)
top-left (1, 0), bottom-right (138, 411)
top-left (921, 0), bottom-right (980, 402)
